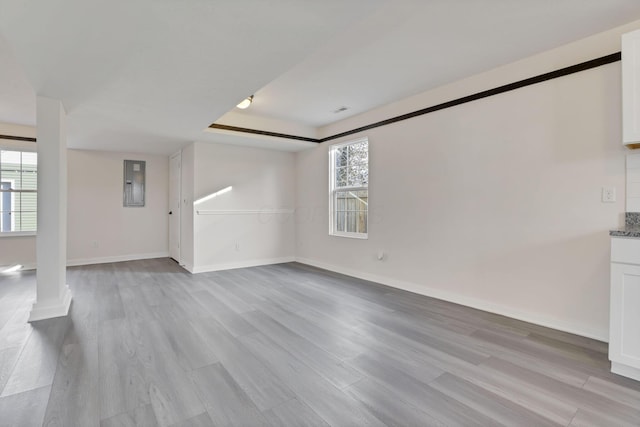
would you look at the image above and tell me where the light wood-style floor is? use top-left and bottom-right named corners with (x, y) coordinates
top-left (0, 258), bottom-right (639, 426)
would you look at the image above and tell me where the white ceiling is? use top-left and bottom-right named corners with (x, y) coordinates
top-left (1, 0), bottom-right (640, 154)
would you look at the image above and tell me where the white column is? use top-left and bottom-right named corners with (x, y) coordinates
top-left (29, 96), bottom-right (72, 322)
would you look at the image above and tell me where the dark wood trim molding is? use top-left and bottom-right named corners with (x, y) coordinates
top-left (320, 52), bottom-right (621, 142)
top-left (220, 51), bottom-right (620, 145)
top-left (207, 124), bottom-right (318, 143)
top-left (0, 134), bottom-right (36, 143)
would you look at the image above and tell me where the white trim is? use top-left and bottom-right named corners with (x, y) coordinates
top-left (28, 285), bottom-right (72, 322)
top-left (18, 262), bottom-right (36, 271)
top-left (295, 257), bottom-right (609, 342)
top-left (330, 231), bottom-right (368, 239)
top-left (611, 362), bottom-right (640, 381)
top-left (197, 209), bottom-right (294, 215)
top-left (0, 143), bottom-right (36, 153)
top-left (66, 251), bottom-right (170, 267)
top-left (0, 231), bottom-right (36, 237)
top-left (169, 150), bottom-right (182, 264)
top-left (192, 256), bottom-right (295, 274)
top-left (9, 252), bottom-right (174, 270)
top-left (332, 185), bottom-right (369, 192)
top-left (1, 252), bottom-right (170, 271)
top-left (329, 136), bottom-right (369, 150)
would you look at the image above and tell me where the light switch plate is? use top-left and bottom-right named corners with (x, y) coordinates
top-left (602, 186), bottom-right (617, 203)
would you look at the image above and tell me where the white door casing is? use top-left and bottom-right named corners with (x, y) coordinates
top-left (169, 151), bottom-right (181, 263)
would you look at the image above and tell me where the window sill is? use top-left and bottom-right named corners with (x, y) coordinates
top-left (0, 232), bottom-right (36, 238)
top-left (330, 232), bottom-right (368, 240)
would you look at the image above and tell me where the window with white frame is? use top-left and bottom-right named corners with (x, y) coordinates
top-left (329, 138), bottom-right (368, 238)
top-left (0, 150), bottom-right (37, 234)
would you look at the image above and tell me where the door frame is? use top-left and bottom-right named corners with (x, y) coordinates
top-left (169, 151), bottom-right (182, 264)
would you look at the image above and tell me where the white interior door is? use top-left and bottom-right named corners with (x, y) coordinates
top-left (169, 151), bottom-right (181, 263)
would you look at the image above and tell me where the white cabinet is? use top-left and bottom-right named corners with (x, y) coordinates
top-left (623, 29), bottom-right (640, 146)
top-left (610, 237), bottom-right (640, 381)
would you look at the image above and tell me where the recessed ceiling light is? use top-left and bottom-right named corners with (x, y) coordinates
top-left (236, 95), bottom-right (254, 109)
top-left (334, 106), bottom-right (349, 113)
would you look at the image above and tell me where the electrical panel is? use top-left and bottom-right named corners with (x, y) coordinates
top-left (123, 160), bottom-right (145, 207)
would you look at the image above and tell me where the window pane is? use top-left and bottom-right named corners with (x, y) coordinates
top-left (347, 196), bottom-right (355, 211)
top-left (357, 169), bottom-right (368, 186)
top-left (20, 211), bottom-right (37, 232)
top-left (347, 164), bottom-right (358, 187)
top-left (1, 150), bottom-right (22, 190)
top-left (348, 141), bottom-right (367, 162)
top-left (335, 210), bottom-right (345, 232)
top-left (358, 211), bottom-right (367, 234)
top-left (15, 192), bottom-right (22, 231)
top-left (344, 211), bottom-right (353, 233)
top-left (22, 152), bottom-right (37, 169)
top-left (336, 147), bottom-right (347, 167)
top-left (357, 197), bottom-right (367, 211)
top-left (336, 167), bottom-right (347, 187)
top-left (0, 150), bottom-right (37, 233)
top-left (22, 171), bottom-right (37, 191)
top-left (1, 150), bottom-right (21, 169)
top-left (21, 191), bottom-right (37, 216)
top-left (22, 152), bottom-right (37, 191)
top-left (346, 142), bottom-right (368, 187)
top-left (350, 190), bottom-right (367, 211)
top-left (0, 182), bottom-right (10, 232)
top-left (334, 189), bottom-right (368, 234)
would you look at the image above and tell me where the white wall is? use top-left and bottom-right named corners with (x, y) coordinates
top-left (188, 141), bottom-right (295, 273)
top-left (0, 141), bottom-right (170, 267)
top-left (296, 26), bottom-right (632, 341)
top-left (67, 149), bottom-right (169, 264)
top-left (0, 236), bottom-right (35, 268)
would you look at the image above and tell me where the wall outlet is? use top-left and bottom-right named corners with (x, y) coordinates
top-left (602, 186), bottom-right (616, 203)
top-left (91, 240), bottom-right (99, 248)
top-left (235, 242), bottom-right (240, 251)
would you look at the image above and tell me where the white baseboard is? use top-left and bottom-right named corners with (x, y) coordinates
top-left (66, 252), bottom-right (170, 267)
top-left (295, 257), bottom-right (609, 342)
top-left (611, 362), bottom-right (640, 382)
top-left (28, 285), bottom-right (72, 322)
top-left (192, 256), bottom-right (296, 274)
top-left (13, 252), bottom-right (169, 271)
top-left (18, 262), bottom-right (36, 271)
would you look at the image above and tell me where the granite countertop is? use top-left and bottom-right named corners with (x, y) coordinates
top-left (610, 224), bottom-right (640, 237)
top-left (610, 213), bottom-right (640, 237)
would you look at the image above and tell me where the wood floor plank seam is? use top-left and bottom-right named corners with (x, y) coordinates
top-left (344, 370), bottom-right (446, 426)
top-left (567, 408), bottom-right (579, 427)
top-left (0, 341), bottom-right (29, 397)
